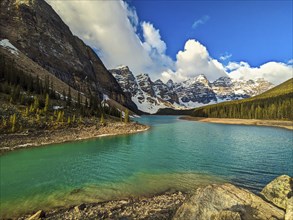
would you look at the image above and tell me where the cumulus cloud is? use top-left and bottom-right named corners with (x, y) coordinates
top-left (192, 15), bottom-right (210, 29)
top-left (228, 61), bottom-right (293, 85)
top-left (225, 61), bottom-right (250, 71)
top-left (162, 40), bottom-right (227, 82)
top-left (141, 22), bottom-right (174, 78)
top-left (142, 22), bottom-right (166, 54)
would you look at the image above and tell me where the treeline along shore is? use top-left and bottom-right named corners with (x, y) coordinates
top-left (0, 53), bottom-right (149, 154)
top-left (190, 78), bottom-right (293, 121)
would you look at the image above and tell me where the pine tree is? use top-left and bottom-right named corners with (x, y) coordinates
top-left (33, 96), bottom-right (39, 111)
top-left (62, 90), bottom-right (66, 101)
top-left (77, 92), bottom-right (81, 108)
top-left (11, 85), bottom-right (20, 102)
top-left (67, 86), bottom-right (72, 106)
top-left (44, 75), bottom-right (50, 94)
top-left (56, 111), bottom-right (62, 123)
top-left (50, 81), bottom-right (55, 98)
top-left (100, 113), bottom-right (105, 126)
top-left (11, 113), bottom-right (16, 133)
top-left (44, 94), bottom-right (49, 113)
top-left (78, 116), bottom-right (82, 124)
top-left (3, 118), bottom-right (7, 127)
top-left (50, 115), bottom-right (54, 123)
top-left (29, 104), bottom-right (34, 113)
top-left (124, 109), bottom-right (129, 123)
top-left (25, 107), bottom-right (29, 117)
top-left (61, 111), bottom-right (64, 124)
top-left (85, 98), bottom-right (88, 108)
top-left (36, 114), bottom-right (40, 123)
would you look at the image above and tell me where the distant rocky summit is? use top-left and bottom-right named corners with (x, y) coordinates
top-left (22, 175), bottom-right (292, 220)
top-left (109, 66), bottom-right (273, 114)
top-left (110, 66), bottom-right (176, 113)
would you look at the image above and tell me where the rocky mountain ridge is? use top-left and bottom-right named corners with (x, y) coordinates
top-left (0, 0), bottom-right (138, 112)
top-left (109, 66), bottom-right (274, 114)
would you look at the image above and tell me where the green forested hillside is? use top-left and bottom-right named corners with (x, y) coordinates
top-left (191, 78), bottom-right (293, 120)
top-left (0, 53), bottom-right (122, 134)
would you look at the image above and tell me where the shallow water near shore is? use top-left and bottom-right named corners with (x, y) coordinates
top-left (1, 116), bottom-right (292, 218)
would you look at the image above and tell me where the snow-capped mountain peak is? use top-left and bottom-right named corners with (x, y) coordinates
top-left (182, 74), bottom-right (210, 88)
top-left (166, 79), bottom-right (174, 89)
top-left (109, 66), bottom-right (274, 114)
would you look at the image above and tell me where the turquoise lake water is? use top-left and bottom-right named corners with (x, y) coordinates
top-left (0, 116), bottom-right (292, 217)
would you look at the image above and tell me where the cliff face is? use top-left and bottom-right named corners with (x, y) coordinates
top-left (0, 0), bottom-right (138, 112)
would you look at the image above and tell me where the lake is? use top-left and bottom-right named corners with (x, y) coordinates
top-left (0, 116), bottom-right (292, 217)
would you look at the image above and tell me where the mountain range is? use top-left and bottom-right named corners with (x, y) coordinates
top-left (109, 66), bottom-right (274, 114)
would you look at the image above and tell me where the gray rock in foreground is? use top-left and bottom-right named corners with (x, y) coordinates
top-left (261, 175), bottom-right (292, 209)
top-left (261, 175), bottom-right (293, 220)
top-left (173, 183), bottom-right (285, 220)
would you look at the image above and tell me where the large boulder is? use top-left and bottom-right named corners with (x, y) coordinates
top-left (261, 175), bottom-right (292, 209)
top-left (173, 183), bottom-right (284, 220)
top-left (261, 175), bottom-right (292, 220)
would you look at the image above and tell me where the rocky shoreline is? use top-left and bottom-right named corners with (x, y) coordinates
top-left (180, 116), bottom-right (293, 130)
top-left (0, 121), bottom-right (150, 154)
top-left (16, 175), bottom-right (292, 220)
top-left (18, 191), bottom-right (186, 220)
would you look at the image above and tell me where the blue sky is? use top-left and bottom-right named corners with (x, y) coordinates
top-left (47, 0), bottom-right (292, 84)
top-left (131, 0), bottom-right (292, 66)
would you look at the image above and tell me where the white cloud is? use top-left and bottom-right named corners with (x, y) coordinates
top-left (225, 61), bottom-right (250, 71)
top-left (122, 1), bottom-right (139, 30)
top-left (192, 15), bottom-right (210, 29)
top-left (228, 61), bottom-right (293, 85)
top-left (142, 22), bottom-right (166, 54)
top-left (162, 40), bottom-right (227, 82)
top-left (219, 53), bottom-right (232, 61)
top-left (141, 22), bottom-right (174, 78)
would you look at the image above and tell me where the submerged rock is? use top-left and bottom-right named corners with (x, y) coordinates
top-left (173, 183), bottom-right (284, 220)
top-left (28, 210), bottom-right (45, 220)
top-left (74, 203), bottom-right (86, 212)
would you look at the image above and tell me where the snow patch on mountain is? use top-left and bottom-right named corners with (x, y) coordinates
top-left (0, 39), bottom-right (19, 55)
